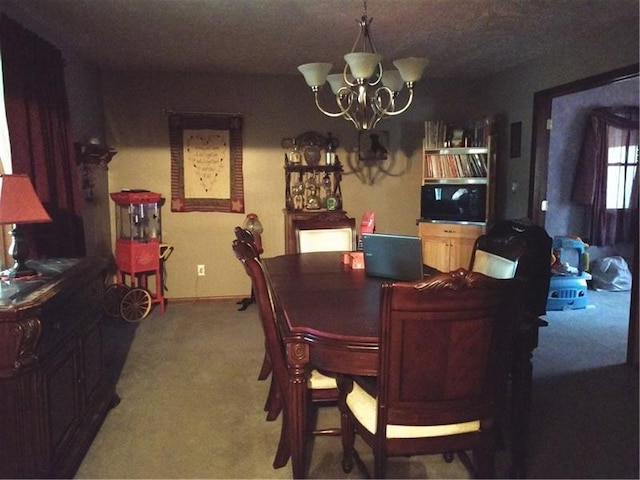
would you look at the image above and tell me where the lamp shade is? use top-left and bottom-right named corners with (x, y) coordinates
top-left (381, 69), bottom-right (404, 92)
top-left (327, 73), bottom-right (348, 94)
top-left (0, 174), bottom-right (52, 225)
top-left (344, 52), bottom-right (382, 80)
top-left (393, 57), bottom-right (428, 83)
top-left (298, 62), bottom-right (332, 88)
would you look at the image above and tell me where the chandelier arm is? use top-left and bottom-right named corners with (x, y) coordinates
top-left (374, 86), bottom-right (415, 117)
top-left (351, 17), bottom-right (365, 52)
top-left (336, 87), bottom-right (356, 112)
top-left (335, 90), bottom-right (365, 129)
top-left (371, 86), bottom-right (396, 113)
top-left (368, 115), bottom-right (384, 131)
top-left (312, 90), bottom-right (353, 119)
top-left (345, 114), bottom-right (363, 130)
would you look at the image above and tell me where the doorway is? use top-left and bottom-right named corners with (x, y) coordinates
top-left (529, 64), bottom-right (639, 366)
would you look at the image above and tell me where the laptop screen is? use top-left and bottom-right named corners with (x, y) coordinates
top-left (362, 233), bottom-right (424, 281)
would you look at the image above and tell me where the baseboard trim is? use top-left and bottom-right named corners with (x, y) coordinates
top-left (167, 295), bottom-right (247, 304)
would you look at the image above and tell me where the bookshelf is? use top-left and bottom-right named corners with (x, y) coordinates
top-left (419, 120), bottom-right (496, 271)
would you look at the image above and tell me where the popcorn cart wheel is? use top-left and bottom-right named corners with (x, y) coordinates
top-left (119, 286), bottom-right (153, 322)
top-left (103, 283), bottom-right (153, 322)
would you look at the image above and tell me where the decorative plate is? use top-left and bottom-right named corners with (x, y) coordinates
top-left (295, 131), bottom-right (326, 149)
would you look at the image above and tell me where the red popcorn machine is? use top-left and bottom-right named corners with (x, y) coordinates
top-left (105, 190), bottom-right (173, 322)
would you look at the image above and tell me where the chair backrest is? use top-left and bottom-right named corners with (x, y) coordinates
top-left (470, 233), bottom-right (528, 279)
top-left (293, 212), bottom-right (356, 253)
top-left (377, 269), bottom-right (518, 433)
top-left (232, 240), bottom-right (289, 401)
top-left (476, 221), bottom-right (553, 316)
top-left (234, 226), bottom-right (263, 256)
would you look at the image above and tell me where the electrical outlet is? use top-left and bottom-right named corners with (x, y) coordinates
top-left (197, 264), bottom-right (205, 276)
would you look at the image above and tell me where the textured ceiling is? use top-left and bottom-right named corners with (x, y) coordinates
top-left (3, 0), bottom-right (639, 78)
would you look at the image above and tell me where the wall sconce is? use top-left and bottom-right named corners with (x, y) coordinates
top-left (0, 174), bottom-right (52, 278)
top-left (74, 141), bottom-right (117, 201)
top-left (345, 131), bottom-right (408, 185)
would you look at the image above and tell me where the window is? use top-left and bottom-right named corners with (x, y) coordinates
top-left (0, 51), bottom-right (11, 173)
top-left (0, 51), bottom-right (12, 269)
top-left (606, 128), bottom-right (638, 209)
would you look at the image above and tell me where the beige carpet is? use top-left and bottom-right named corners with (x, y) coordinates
top-left (76, 291), bottom-right (638, 478)
top-left (76, 300), bottom-right (476, 479)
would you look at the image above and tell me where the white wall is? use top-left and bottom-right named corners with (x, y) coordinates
top-left (102, 72), bottom-right (476, 299)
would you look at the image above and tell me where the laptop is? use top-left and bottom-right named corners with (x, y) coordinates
top-left (362, 233), bottom-right (425, 281)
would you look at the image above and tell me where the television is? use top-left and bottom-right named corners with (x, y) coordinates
top-left (420, 183), bottom-right (486, 222)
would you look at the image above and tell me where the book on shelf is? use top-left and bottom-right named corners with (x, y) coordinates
top-left (424, 120), bottom-right (448, 149)
top-left (424, 153), bottom-right (487, 178)
top-left (424, 119), bottom-right (492, 149)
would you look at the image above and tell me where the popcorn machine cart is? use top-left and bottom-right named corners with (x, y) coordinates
top-left (105, 190), bottom-right (173, 322)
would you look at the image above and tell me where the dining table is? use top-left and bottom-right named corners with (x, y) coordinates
top-left (263, 251), bottom-right (545, 479)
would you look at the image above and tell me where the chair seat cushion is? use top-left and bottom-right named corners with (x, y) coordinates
top-left (309, 369), bottom-right (338, 389)
top-left (346, 381), bottom-right (480, 439)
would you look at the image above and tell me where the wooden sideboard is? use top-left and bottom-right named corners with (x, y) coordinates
top-left (0, 257), bottom-right (114, 478)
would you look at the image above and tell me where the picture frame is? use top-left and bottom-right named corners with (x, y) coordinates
top-left (358, 130), bottom-right (389, 163)
top-left (169, 113), bottom-right (244, 213)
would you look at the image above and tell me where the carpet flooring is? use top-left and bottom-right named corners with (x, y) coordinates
top-left (75, 288), bottom-right (638, 479)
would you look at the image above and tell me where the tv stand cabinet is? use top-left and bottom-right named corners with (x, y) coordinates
top-left (0, 257), bottom-right (114, 478)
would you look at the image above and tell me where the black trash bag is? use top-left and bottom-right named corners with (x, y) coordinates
top-left (591, 256), bottom-right (632, 291)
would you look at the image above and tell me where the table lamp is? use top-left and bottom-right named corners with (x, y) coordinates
top-left (0, 174), bottom-right (52, 278)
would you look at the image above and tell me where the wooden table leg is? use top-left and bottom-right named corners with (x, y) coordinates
top-left (286, 341), bottom-right (310, 479)
top-left (510, 316), bottom-right (546, 478)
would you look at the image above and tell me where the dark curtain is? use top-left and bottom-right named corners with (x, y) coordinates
top-left (572, 107), bottom-right (639, 246)
top-left (0, 14), bottom-right (85, 258)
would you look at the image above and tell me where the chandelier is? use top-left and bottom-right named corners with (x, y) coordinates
top-left (297, 2), bottom-right (427, 131)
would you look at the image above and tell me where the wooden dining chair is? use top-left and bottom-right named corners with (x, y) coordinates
top-left (293, 212), bottom-right (356, 253)
top-left (232, 239), bottom-right (340, 469)
top-left (233, 228), bottom-right (281, 421)
top-left (469, 232), bottom-right (528, 279)
top-left (338, 269), bottom-right (520, 479)
top-left (234, 226), bottom-right (263, 311)
top-left (234, 226), bottom-right (271, 381)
